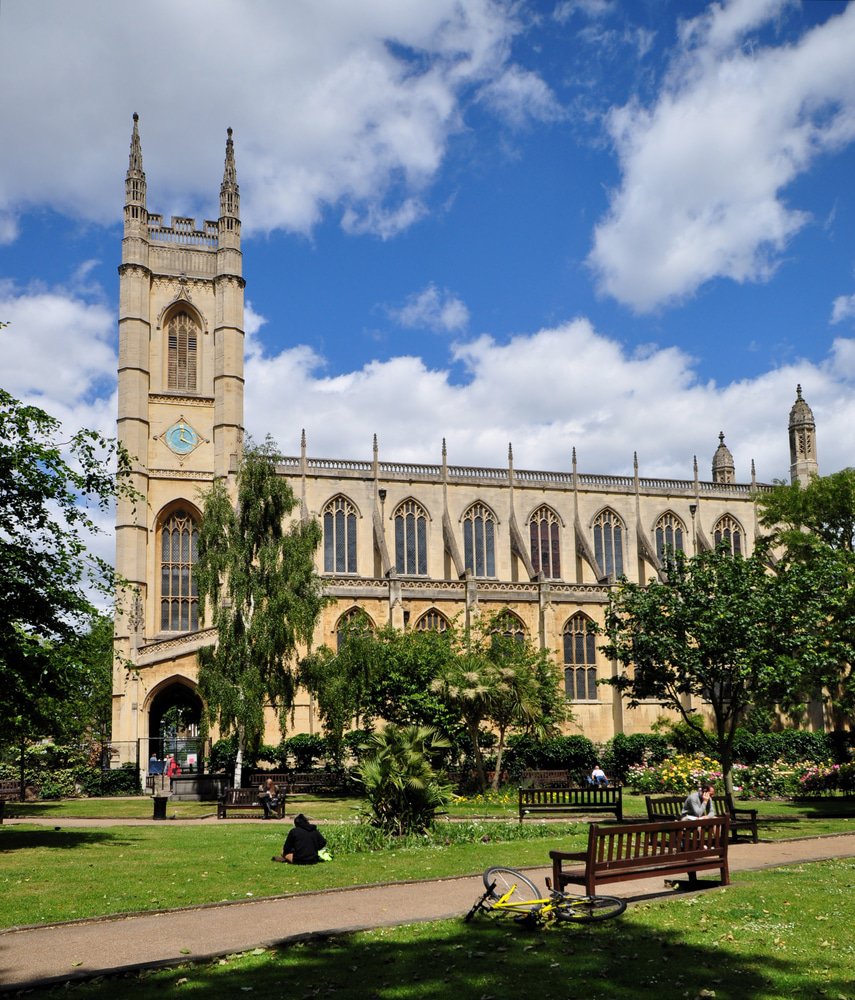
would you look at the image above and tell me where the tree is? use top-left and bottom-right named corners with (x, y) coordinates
top-left (756, 471), bottom-right (855, 727)
top-left (431, 613), bottom-right (566, 791)
top-left (0, 383), bottom-right (132, 755)
top-left (196, 436), bottom-right (326, 784)
top-left (357, 723), bottom-right (452, 835)
top-left (601, 546), bottom-right (840, 794)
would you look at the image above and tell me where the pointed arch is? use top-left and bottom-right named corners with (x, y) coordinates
top-left (415, 608), bottom-right (449, 633)
top-left (491, 609), bottom-right (526, 642)
top-left (462, 501), bottom-right (497, 577)
top-left (322, 495), bottom-right (358, 573)
top-left (165, 308), bottom-right (201, 392)
top-left (528, 504), bottom-right (561, 579)
top-left (654, 510), bottom-right (686, 562)
top-left (714, 514), bottom-right (744, 555)
top-left (563, 612), bottom-right (598, 701)
top-left (393, 497), bottom-right (429, 576)
top-left (157, 502), bottom-right (200, 632)
top-left (335, 606), bottom-right (375, 651)
top-left (592, 507), bottom-right (624, 579)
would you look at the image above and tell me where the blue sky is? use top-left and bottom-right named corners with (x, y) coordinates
top-left (2, 0), bottom-right (855, 507)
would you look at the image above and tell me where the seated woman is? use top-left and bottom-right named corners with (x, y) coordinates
top-left (257, 777), bottom-right (280, 819)
top-left (272, 813), bottom-right (327, 864)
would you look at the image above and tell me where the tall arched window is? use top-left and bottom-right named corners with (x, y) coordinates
top-left (491, 610), bottom-right (526, 643)
top-left (593, 508), bottom-right (624, 578)
top-left (323, 496), bottom-right (357, 573)
top-left (160, 507), bottom-right (199, 632)
top-left (563, 613), bottom-right (597, 701)
top-left (167, 311), bottom-right (198, 392)
top-left (529, 506), bottom-right (560, 579)
top-left (463, 503), bottom-right (496, 577)
top-left (335, 607), bottom-right (374, 651)
top-left (394, 499), bottom-right (428, 576)
top-left (714, 514), bottom-right (743, 555)
top-left (655, 511), bottom-right (685, 562)
top-left (415, 609), bottom-right (449, 633)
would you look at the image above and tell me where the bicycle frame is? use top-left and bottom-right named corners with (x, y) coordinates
top-left (465, 870), bottom-right (627, 925)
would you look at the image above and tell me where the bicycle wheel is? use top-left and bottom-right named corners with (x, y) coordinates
top-left (554, 894), bottom-right (627, 922)
top-left (482, 867), bottom-right (541, 910)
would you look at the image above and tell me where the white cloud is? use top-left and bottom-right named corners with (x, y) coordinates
top-left (0, 0), bottom-right (548, 242)
top-left (477, 65), bottom-right (565, 127)
top-left (831, 294), bottom-right (855, 325)
top-left (589, 0), bottom-right (855, 312)
top-left (389, 283), bottom-right (470, 333)
top-left (244, 312), bottom-right (855, 484)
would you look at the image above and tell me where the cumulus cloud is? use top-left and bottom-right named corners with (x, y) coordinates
top-left (589, 0), bottom-right (855, 312)
top-left (389, 283), bottom-right (470, 333)
top-left (831, 293), bottom-right (855, 325)
top-left (244, 312), bottom-right (855, 484)
top-left (0, 0), bottom-right (553, 242)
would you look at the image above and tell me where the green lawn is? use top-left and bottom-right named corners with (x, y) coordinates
top-left (32, 859), bottom-right (855, 1000)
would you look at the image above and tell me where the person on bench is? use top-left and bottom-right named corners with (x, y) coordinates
top-left (588, 763), bottom-right (609, 787)
top-left (681, 782), bottom-right (716, 819)
top-left (257, 777), bottom-right (280, 819)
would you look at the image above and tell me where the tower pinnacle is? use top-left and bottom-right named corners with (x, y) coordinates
top-left (789, 385), bottom-right (818, 485)
top-left (219, 126), bottom-right (240, 229)
top-left (124, 112), bottom-right (147, 228)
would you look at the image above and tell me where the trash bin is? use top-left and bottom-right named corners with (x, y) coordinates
top-left (152, 794), bottom-right (170, 820)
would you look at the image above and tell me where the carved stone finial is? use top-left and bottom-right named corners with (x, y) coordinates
top-left (796, 384), bottom-right (802, 400)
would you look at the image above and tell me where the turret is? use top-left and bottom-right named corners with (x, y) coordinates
top-left (789, 384), bottom-right (818, 486)
top-left (123, 112), bottom-right (147, 232)
top-left (711, 432), bottom-right (735, 484)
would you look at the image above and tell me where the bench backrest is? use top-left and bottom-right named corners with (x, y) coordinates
top-left (646, 794), bottom-right (735, 820)
top-left (224, 787), bottom-right (263, 804)
top-left (586, 817), bottom-right (729, 872)
top-left (520, 786), bottom-right (621, 805)
top-left (520, 769), bottom-right (569, 788)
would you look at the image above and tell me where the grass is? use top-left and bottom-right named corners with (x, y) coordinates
top-left (31, 859), bottom-right (855, 999)
top-left (0, 820), bottom-right (588, 928)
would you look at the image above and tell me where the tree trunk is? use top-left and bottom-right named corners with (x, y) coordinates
top-left (468, 722), bottom-right (487, 791)
top-left (234, 740), bottom-right (244, 788)
top-left (491, 728), bottom-right (508, 792)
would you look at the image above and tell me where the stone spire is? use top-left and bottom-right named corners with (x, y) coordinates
top-left (712, 432), bottom-right (735, 484)
top-left (124, 112), bottom-right (147, 230)
top-left (789, 384), bottom-right (818, 486)
top-left (219, 126), bottom-right (240, 236)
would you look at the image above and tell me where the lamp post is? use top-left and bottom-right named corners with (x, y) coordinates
top-left (689, 503), bottom-right (697, 554)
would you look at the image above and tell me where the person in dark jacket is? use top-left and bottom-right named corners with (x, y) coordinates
top-left (272, 813), bottom-right (326, 864)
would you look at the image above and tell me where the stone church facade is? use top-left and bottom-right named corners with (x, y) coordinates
top-left (111, 120), bottom-right (821, 759)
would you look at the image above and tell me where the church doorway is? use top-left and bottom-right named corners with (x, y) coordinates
top-left (147, 682), bottom-right (204, 772)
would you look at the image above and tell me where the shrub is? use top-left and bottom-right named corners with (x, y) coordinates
top-left (732, 729), bottom-right (835, 765)
top-left (626, 754), bottom-right (722, 795)
top-left (505, 734), bottom-right (597, 777)
top-left (209, 735), bottom-right (238, 775)
top-left (281, 733), bottom-right (327, 770)
top-left (78, 763), bottom-right (142, 797)
top-left (603, 732), bottom-right (670, 781)
top-left (357, 724), bottom-right (453, 835)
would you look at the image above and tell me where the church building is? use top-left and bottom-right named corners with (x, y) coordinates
top-left (111, 119), bottom-right (821, 762)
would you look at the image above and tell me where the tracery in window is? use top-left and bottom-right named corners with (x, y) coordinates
top-left (463, 502), bottom-right (496, 577)
top-left (335, 607), bottom-right (374, 651)
top-left (491, 610), bottom-right (526, 643)
top-left (167, 311), bottom-right (198, 391)
top-left (394, 499), bottom-right (428, 576)
top-left (415, 609), bottom-right (449, 633)
top-left (160, 507), bottom-right (199, 632)
top-left (714, 514), bottom-right (743, 555)
top-left (563, 613), bottom-right (597, 701)
top-left (529, 505), bottom-right (560, 579)
top-left (323, 496), bottom-right (357, 573)
top-left (593, 508), bottom-right (624, 578)
top-left (654, 511), bottom-right (685, 562)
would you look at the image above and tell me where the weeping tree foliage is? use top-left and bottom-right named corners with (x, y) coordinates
top-left (196, 437), bottom-right (326, 782)
top-left (357, 723), bottom-right (453, 835)
top-left (601, 546), bottom-right (841, 795)
top-left (431, 612), bottom-right (567, 791)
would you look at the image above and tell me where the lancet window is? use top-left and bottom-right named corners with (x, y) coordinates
top-left (563, 613), bottom-right (598, 701)
top-left (394, 499), bottom-right (428, 576)
top-left (654, 511), bottom-right (685, 562)
top-left (714, 514), bottom-right (743, 555)
top-left (323, 496), bottom-right (357, 574)
top-left (593, 508), bottom-right (624, 578)
top-left (159, 507), bottom-right (199, 632)
top-left (463, 503), bottom-right (496, 577)
top-left (529, 505), bottom-right (561, 579)
top-left (167, 311), bottom-right (198, 392)
top-left (415, 609), bottom-right (449, 633)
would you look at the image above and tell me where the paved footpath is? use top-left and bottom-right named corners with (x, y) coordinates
top-left (2, 831), bottom-right (854, 992)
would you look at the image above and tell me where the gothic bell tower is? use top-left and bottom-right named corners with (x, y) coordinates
top-left (113, 114), bottom-right (245, 750)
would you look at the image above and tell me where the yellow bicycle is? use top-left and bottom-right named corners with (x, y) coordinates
top-left (465, 866), bottom-right (626, 925)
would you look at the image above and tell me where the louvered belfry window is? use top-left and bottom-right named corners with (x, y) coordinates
top-left (167, 311), bottom-right (198, 391)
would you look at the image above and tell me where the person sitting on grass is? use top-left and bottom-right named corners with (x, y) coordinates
top-left (272, 813), bottom-right (327, 864)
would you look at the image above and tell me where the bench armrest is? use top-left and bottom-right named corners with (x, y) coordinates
top-left (730, 807), bottom-right (758, 820)
top-left (549, 850), bottom-right (586, 862)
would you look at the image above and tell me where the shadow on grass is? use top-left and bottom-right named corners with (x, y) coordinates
top-left (34, 911), bottom-right (852, 1000)
top-left (0, 828), bottom-right (128, 852)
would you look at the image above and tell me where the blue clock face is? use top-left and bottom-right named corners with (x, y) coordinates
top-left (164, 421), bottom-right (199, 455)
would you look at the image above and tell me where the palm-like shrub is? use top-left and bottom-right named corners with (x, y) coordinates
top-left (357, 724), bottom-right (452, 835)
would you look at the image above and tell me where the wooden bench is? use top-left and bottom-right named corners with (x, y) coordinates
top-left (217, 786), bottom-right (285, 819)
top-left (519, 785), bottom-right (623, 823)
top-left (645, 794), bottom-right (759, 843)
top-left (519, 769), bottom-right (569, 788)
top-left (550, 816), bottom-right (730, 896)
top-left (248, 772), bottom-right (346, 794)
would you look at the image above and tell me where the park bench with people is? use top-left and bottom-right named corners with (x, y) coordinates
top-left (217, 786), bottom-right (285, 819)
top-left (519, 784), bottom-right (623, 823)
top-left (645, 793), bottom-right (759, 842)
top-left (550, 815), bottom-right (731, 895)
